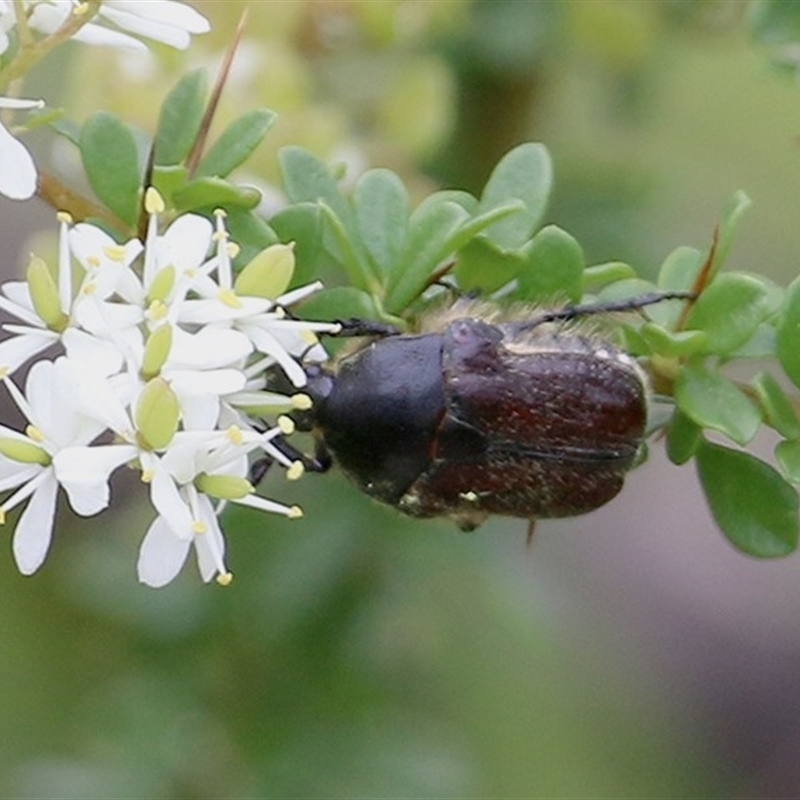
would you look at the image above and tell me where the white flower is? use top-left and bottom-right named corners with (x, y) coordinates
top-left (0, 198), bottom-right (333, 586)
top-left (0, 212), bottom-right (135, 375)
top-left (17, 0), bottom-right (210, 52)
top-left (176, 210), bottom-right (339, 388)
top-left (0, 358), bottom-right (108, 574)
top-left (0, 96), bottom-right (43, 200)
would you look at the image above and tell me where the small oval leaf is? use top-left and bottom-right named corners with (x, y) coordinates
top-left (79, 111), bottom-right (141, 226)
top-left (154, 70), bottom-right (207, 166)
top-left (776, 275), bottom-right (800, 390)
top-left (696, 440), bottom-right (798, 558)
top-left (195, 108), bottom-right (276, 178)
top-left (675, 363), bottom-right (761, 446)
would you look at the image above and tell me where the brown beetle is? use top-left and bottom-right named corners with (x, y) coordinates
top-left (286, 293), bottom-right (690, 530)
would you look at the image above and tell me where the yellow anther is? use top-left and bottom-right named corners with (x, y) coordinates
top-left (226, 425), bottom-right (244, 446)
top-left (103, 245), bottom-right (127, 262)
top-left (216, 572), bottom-right (234, 586)
top-left (56, 211), bottom-right (73, 224)
top-left (287, 461), bottom-right (304, 481)
top-left (146, 300), bottom-right (168, 321)
top-left (25, 425), bottom-right (45, 443)
top-left (0, 367), bottom-right (9, 380)
top-left (277, 415), bottom-right (295, 435)
top-left (214, 208), bottom-right (227, 219)
top-left (192, 520), bottom-right (207, 534)
top-left (0, 509), bottom-right (5, 524)
top-left (288, 505), bottom-right (303, 519)
top-left (140, 469), bottom-right (154, 483)
top-left (144, 186), bottom-right (165, 215)
top-left (86, 255), bottom-right (101, 269)
top-left (291, 393), bottom-right (313, 411)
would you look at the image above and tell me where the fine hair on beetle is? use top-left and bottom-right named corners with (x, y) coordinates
top-left (257, 290), bottom-right (694, 532)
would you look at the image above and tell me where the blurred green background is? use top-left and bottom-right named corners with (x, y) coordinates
top-left (3, 1), bottom-right (800, 796)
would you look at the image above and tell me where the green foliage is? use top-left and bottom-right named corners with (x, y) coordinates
top-left (79, 112), bottom-right (141, 226)
top-left (62, 71), bottom-right (278, 259)
top-left (56, 63), bottom-right (800, 562)
top-left (696, 441), bottom-right (799, 557)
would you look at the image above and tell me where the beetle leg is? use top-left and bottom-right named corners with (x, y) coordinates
top-left (249, 434), bottom-right (332, 487)
top-left (526, 519), bottom-right (537, 549)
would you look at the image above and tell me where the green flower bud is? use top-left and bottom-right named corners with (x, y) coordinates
top-left (135, 377), bottom-right (180, 451)
top-left (141, 324), bottom-right (173, 380)
top-left (0, 437), bottom-right (51, 466)
top-left (27, 255), bottom-right (68, 332)
top-left (147, 264), bottom-right (176, 305)
top-left (195, 473), bottom-right (254, 500)
top-left (234, 243), bottom-right (295, 299)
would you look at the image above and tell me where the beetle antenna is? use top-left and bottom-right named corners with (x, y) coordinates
top-left (516, 290), bottom-right (696, 332)
top-left (332, 318), bottom-right (402, 338)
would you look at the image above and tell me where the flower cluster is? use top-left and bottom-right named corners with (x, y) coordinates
top-left (0, 188), bottom-right (337, 587)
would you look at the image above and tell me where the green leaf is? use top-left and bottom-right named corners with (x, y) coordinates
top-left (666, 408), bottom-right (702, 465)
top-left (776, 275), bottom-right (800, 390)
top-left (223, 208), bottom-right (278, 268)
top-left (354, 168), bottom-right (409, 275)
top-left (454, 237), bottom-right (525, 293)
top-left (657, 246), bottom-right (703, 292)
top-left (279, 147), bottom-right (354, 230)
top-left (752, 371), bottom-right (800, 439)
top-left (79, 111), bottom-right (141, 226)
top-left (598, 277), bottom-right (658, 300)
top-left (296, 286), bottom-right (383, 323)
top-left (195, 109), bottom-right (276, 178)
top-left (173, 178), bottom-right (261, 212)
top-left (386, 200), bottom-right (469, 313)
top-left (279, 148), bottom-right (374, 287)
top-left (150, 164), bottom-right (188, 206)
top-left (684, 272), bottom-right (770, 354)
top-left (776, 439), bottom-right (800, 484)
top-left (675, 363), bottom-right (761, 446)
top-left (582, 261), bottom-right (636, 292)
top-left (319, 202), bottom-right (376, 291)
top-left (696, 440), bottom-right (798, 557)
top-left (714, 190), bottom-right (751, 275)
top-left (478, 142), bottom-right (552, 249)
top-left (516, 225), bottom-right (583, 303)
top-left (154, 70), bottom-right (207, 166)
top-left (270, 202), bottom-right (326, 287)
top-left (730, 323), bottom-right (776, 358)
top-left (640, 323), bottom-right (707, 357)
top-left (49, 116), bottom-right (81, 146)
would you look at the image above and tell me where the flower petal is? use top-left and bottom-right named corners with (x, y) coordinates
top-left (0, 330), bottom-right (54, 374)
top-left (0, 120), bottom-right (37, 200)
top-left (193, 494), bottom-right (226, 582)
top-left (150, 463), bottom-right (194, 539)
top-left (137, 515), bottom-right (191, 587)
top-left (169, 326), bottom-right (252, 369)
top-left (12, 472), bottom-right (58, 575)
top-left (52, 444), bottom-right (134, 516)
